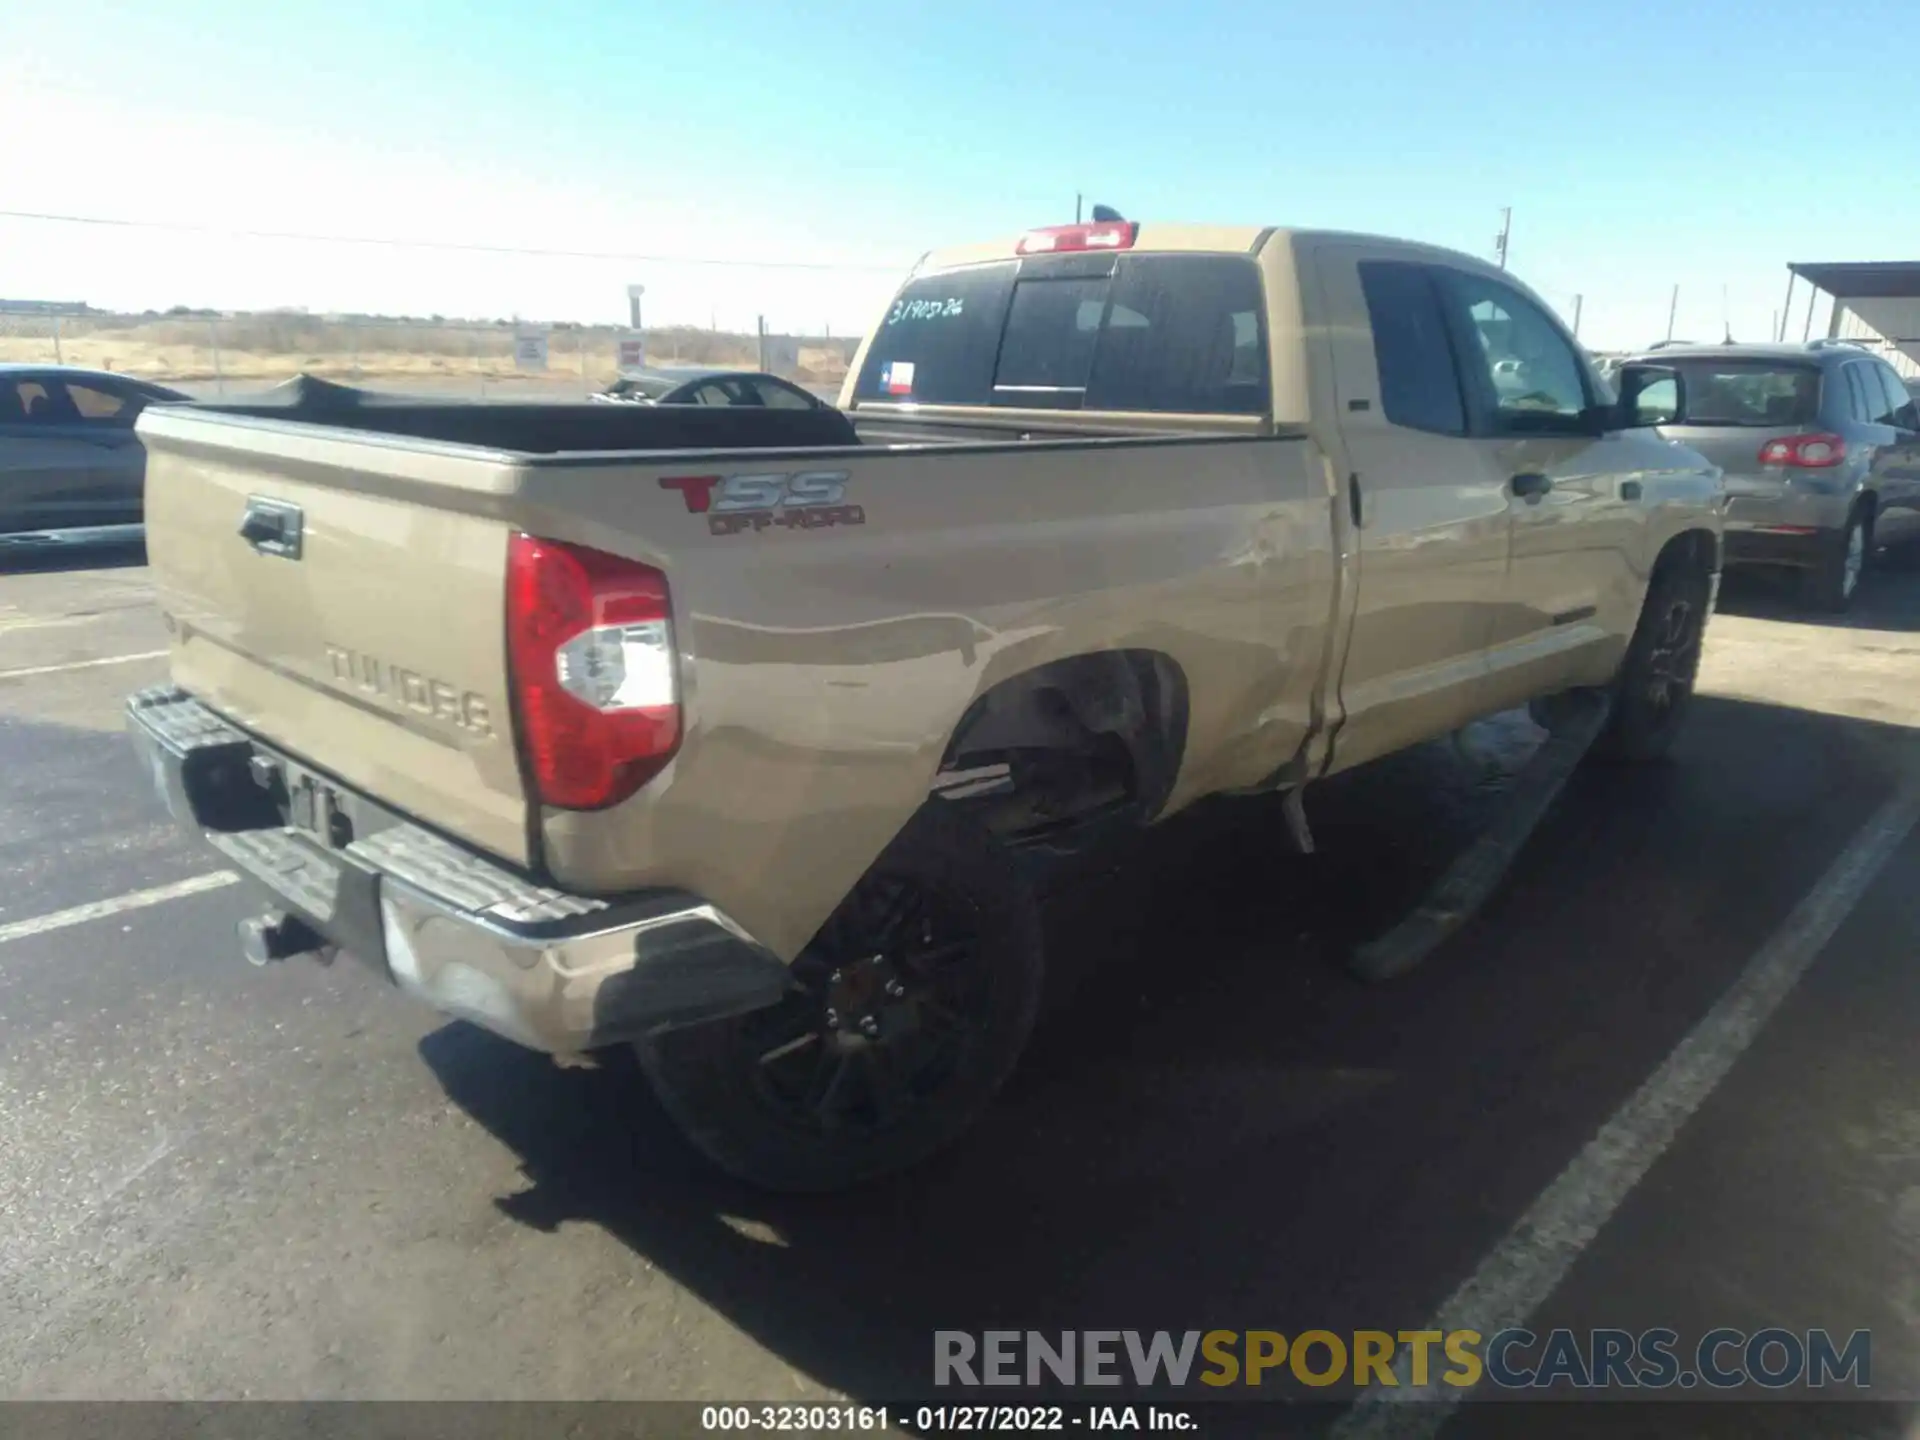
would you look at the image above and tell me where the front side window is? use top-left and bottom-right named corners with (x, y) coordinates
top-left (1869, 363), bottom-right (1918, 427)
top-left (12, 380), bottom-right (56, 422)
top-left (1438, 272), bottom-right (1589, 433)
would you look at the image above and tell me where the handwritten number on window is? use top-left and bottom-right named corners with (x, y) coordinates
top-left (885, 297), bottom-right (965, 326)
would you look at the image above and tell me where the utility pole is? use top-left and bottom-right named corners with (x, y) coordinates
top-left (1666, 284), bottom-right (1679, 344)
top-left (1571, 294), bottom-right (1583, 338)
top-left (1494, 207), bottom-right (1512, 270)
top-left (1075, 193), bottom-right (1084, 224)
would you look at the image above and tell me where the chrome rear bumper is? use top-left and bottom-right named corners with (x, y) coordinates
top-left (126, 687), bottom-right (789, 1054)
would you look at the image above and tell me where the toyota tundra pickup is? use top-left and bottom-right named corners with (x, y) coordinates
top-left (128, 221), bottom-right (1723, 1191)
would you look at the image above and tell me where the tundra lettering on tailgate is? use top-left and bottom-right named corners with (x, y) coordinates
top-left (325, 644), bottom-right (495, 739)
top-left (659, 471), bottom-right (865, 536)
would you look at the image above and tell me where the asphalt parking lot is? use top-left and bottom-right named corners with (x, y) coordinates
top-left (2, 545), bottom-right (1919, 1436)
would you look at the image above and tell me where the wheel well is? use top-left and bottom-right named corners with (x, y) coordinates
top-left (933, 650), bottom-right (1189, 843)
top-left (1655, 527), bottom-right (1718, 582)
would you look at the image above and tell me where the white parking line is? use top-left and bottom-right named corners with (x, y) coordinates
top-left (1333, 783), bottom-right (1920, 1440)
top-left (0, 871), bottom-right (240, 946)
top-left (0, 650), bottom-right (169, 681)
top-left (0, 613), bottom-right (125, 636)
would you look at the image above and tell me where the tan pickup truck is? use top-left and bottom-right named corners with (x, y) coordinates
top-left (128, 221), bottom-right (1723, 1191)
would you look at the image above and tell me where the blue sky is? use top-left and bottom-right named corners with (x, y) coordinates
top-left (2, 0), bottom-right (1912, 347)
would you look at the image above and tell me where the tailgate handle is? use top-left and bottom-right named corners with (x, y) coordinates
top-left (239, 497), bottom-right (303, 559)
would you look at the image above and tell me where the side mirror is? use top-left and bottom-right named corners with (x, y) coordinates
top-left (1615, 363), bottom-right (1685, 428)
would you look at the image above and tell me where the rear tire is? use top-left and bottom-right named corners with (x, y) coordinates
top-left (1802, 508), bottom-right (1869, 613)
top-left (1593, 552), bottom-right (1712, 764)
top-left (637, 803), bottom-right (1045, 1192)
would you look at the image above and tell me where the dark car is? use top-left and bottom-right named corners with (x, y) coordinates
top-left (0, 366), bottom-right (189, 536)
top-left (595, 368), bottom-right (827, 409)
top-left (1621, 340), bottom-right (1920, 610)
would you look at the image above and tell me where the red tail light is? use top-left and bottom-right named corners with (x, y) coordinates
top-left (506, 533), bottom-right (679, 811)
top-left (1015, 222), bottom-right (1138, 256)
top-left (1757, 433), bottom-right (1846, 468)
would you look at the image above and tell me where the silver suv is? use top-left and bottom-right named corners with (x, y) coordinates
top-left (1622, 340), bottom-right (1920, 610)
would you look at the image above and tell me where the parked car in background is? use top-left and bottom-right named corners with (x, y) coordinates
top-left (1622, 340), bottom-right (1920, 610)
top-left (0, 366), bottom-right (189, 535)
top-left (594, 367), bottom-right (828, 409)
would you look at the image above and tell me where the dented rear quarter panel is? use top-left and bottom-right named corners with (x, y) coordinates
top-left (519, 433), bottom-right (1336, 960)
top-left (138, 408), bottom-right (1337, 964)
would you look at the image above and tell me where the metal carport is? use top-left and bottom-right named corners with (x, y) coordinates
top-left (1782, 261), bottom-right (1920, 380)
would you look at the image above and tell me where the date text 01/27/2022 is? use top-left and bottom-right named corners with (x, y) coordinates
top-left (699, 1405), bottom-right (1198, 1432)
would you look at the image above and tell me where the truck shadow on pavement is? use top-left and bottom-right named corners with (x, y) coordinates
top-left (1715, 560), bottom-right (1920, 633)
top-left (420, 691), bottom-right (1919, 1418)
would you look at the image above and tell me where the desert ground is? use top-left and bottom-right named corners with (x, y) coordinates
top-left (0, 310), bottom-right (856, 391)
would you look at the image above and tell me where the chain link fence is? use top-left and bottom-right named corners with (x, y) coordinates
top-left (0, 309), bottom-right (860, 400)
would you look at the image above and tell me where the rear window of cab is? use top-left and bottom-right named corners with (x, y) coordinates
top-left (852, 254), bottom-right (1267, 415)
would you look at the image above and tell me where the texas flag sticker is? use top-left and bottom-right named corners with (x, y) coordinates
top-left (880, 360), bottom-right (915, 396)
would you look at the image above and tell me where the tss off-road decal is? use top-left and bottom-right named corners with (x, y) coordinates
top-left (659, 472), bottom-right (865, 536)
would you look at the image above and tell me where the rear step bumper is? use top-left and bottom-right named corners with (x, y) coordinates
top-left (126, 687), bottom-right (791, 1054)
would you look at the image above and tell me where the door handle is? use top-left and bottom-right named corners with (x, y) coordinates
top-left (1620, 480), bottom-right (1643, 501)
top-left (1510, 472), bottom-right (1553, 499)
top-left (238, 496), bottom-right (304, 559)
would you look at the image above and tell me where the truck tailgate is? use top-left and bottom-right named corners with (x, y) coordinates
top-left (139, 410), bottom-right (531, 866)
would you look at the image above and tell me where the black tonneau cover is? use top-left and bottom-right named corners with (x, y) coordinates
top-left (193, 373), bottom-right (859, 453)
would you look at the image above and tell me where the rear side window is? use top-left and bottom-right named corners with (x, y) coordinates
top-left (750, 379), bottom-right (818, 410)
top-left (1662, 360), bottom-right (1821, 427)
top-left (66, 382), bottom-right (137, 422)
top-left (853, 254), bottom-right (1266, 414)
top-left (1842, 364), bottom-right (1873, 423)
top-left (1357, 261), bottom-right (1466, 436)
